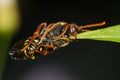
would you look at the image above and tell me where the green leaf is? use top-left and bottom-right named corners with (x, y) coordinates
top-left (70, 25), bottom-right (120, 43)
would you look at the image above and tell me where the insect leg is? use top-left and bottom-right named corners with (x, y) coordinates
top-left (37, 23), bottom-right (55, 45)
top-left (53, 24), bottom-right (70, 38)
top-left (35, 44), bottom-right (58, 56)
top-left (21, 22), bottom-right (47, 52)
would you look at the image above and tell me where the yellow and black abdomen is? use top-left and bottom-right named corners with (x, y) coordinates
top-left (9, 39), bottom-right (28, 60)
top-left (9, 37), bottom-right (40, 60)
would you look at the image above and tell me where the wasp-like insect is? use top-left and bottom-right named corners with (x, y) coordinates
top-left (9, 21), bottom-right (105, 60)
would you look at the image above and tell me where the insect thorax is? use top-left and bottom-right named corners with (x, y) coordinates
top-left (42, 23), bottom-right (70, 47)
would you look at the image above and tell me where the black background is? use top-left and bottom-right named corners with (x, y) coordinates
top-left (3, 0), bottom-right (119, 80)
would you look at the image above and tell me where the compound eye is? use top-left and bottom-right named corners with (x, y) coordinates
top-left (70, 26), bottom-right (76, 34)
top-left (69, 25), bottom-right (78, 36)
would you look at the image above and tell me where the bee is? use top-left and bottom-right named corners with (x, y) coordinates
top-left (9, 21), bottom-right (105, 60)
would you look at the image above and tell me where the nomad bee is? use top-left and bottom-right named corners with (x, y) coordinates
top-left (9, 21), bottom-right (105, 60)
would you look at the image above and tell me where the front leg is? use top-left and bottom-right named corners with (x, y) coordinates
top-left (21, 22), bottom-right (47, 52)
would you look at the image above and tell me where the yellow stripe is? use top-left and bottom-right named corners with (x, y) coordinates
top-left (24, 49), bottom-right (35, 59)
top-left (40, 47), bottom-right (43, 51)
